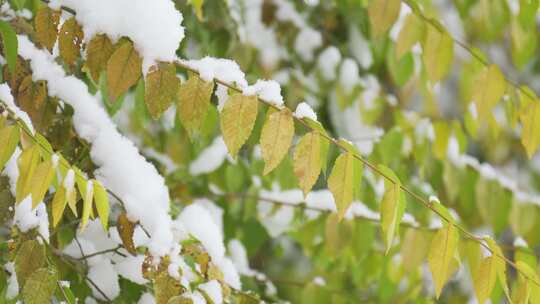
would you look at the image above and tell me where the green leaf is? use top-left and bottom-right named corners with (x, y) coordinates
top-left (472, 64), bottom-right (506, 119)
top-left (260, 108), bottom-right (294, 175)
top-left (428, 224), bottom-right (460, 298)
top-left (145, 63), bottom-right (181, 119)
top-left (485, 237), bottom-right (510, 300)
top-left (177, 73), bottom-right (214, 138)
top-left (0, 124), bottom-right (20, 170)
top-left (0, 20), bottom-right (18, 75)
top-left (378, 165), bottom-right (405, 253)
top-left (396, 13), bottom-right (424, 59)
top-left (93, 180), bottom-right (109, 231)
top-left (520, 101), bottom-right (540, 158)
top-left (189, 0), bottom-right (205, 20)
top-left (293, 131), bottom-right (322, 196)
top-left (433, 121), bottom-right (451, 160)
top-left (34, 6), bottom-right (60, 52)
top-left (367, 0), bottom-right (401, 37)
top-left (422, 24), bottom-right (454, 82)
top-left (220, 93), bottom-right (258, 158)
top-left (328, 152), bottom-right (359, 220)
top-left (22, 267), bottom-right (58, 304)
top-left (106, 41), bottom-right (142, 102)
top-left (15, 240), bottom-right (46, 288)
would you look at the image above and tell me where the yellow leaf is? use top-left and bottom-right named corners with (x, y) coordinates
top-left (86, 34), bottom-right (115, 82)
top-left (433, 121), bottom-right (451, 160)
top-left (0, 124), bottom-right (20, 169)
top-left (484, 237), bottom-right (510, 301)
top-left (58, 17), bottom-right (84, 66)
top-left (368, 0), bottom-right (401, 37)
top-left (177, 73), bottom-right (214, 138)
top-left (378, 165), bottom-right (405, 253)
top-left (51, 185), bottom-right (66, 227)
top-left (29, 159), bottom-right (55, 208)
top-left (34, 7), bottom-right (60, 52)
top-left (400, 229), bottom-right (430, 272)
top-left (520, 101), bottom-right (540, 158)
top-left (422, 24), bottom-right (454, 83)
top-left (22, 267), bottom-right (58, 304)
top-left (293, 131), bottom-right (322, 196)
top-left (260, 108), bottom-right (294, 175)
top-left (328, 152), bottom-right (355, 220)
top-left (428, 224), bottom-right (460, 298)
top-left (145, 63), bottom-right (181, 119)
top-left (80, 180), bottom-right (93, 231)
top-left (473, 256), bottom-right (497, 304)
top-left (93, 180), bottom-right (109, 231)
top-left (396, 13), bottom-right (424, 59)
top-left (473, 65), bottom-right (506, 118)
top-left (117, 212), bottom-right (137, 255)
top-left (106, 41), bottom-right (142, 102)
top-left (15, 240), bottom-right (46, 288)
top-left (16, 145), bottom-right (40, 203)
top-left (154, 271), bottom-right (183, 304)
top-left (220, 93), bottom-right (258, 158)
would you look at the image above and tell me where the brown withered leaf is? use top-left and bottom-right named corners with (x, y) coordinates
top-left (145, 63), bottom-right (180, 119)
top-left (86, 34), bottom-right (115, 82)
top-left (58, 17), bottom-right (83, 66)
top-left (35, 7), bottom-right (60, 52)
top-left (106, 41), bottom-right (142, 102)
top-left (117, 212), bottom-right (137, 255)
top-left (3, 56), bottom-right (30, 92)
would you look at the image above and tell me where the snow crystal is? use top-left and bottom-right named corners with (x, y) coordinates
top-left (0, 83), bottom-right (35, 134)
top-left (199, 280), bottom-right (223, 304)
top-left (294, 102), bottom-right (317, 121)
top-left (138, 293), bottom-right (156, 304)
top-left (49, 0), bottom-right (184, 74)
top-left (189, 136), bottom-right (228, 176)
top-left (243, 80), bottom-right (284, 107)
top-left (19, 35), bottom-right (173, 256)
top-left (13, 196), bottom-right (50, 242)
top-left (294, 27), bottom-right (322, 61)
top-left (180, 57), bottom-right (247, 88)
top-left (317, 46), bottom-right (342, 81)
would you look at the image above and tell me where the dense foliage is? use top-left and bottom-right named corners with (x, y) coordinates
top-left (1, 0), bottom-right (540, 303)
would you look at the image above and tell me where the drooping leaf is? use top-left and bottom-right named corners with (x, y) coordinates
top-left (472, 64), bottom-right (506, 118)
top-left (93, 180), bottom-right (110, 231)
top-left (177, 73), bottom-right (214, 139)
top-left (51, 185), bottom-right (67, 227)
top-left (34, 7), bottom-right (60, 52)
top-left (520, 101), bottom-right (540, 158)
top-left (328, 152), bottom-right (360, 220)
top-left (428, 224), bottom-right (460, 298)
top-left (367, 0), bottom-right (401, 37)
top-left (86, 34), bottom-right (115, 82)
top-left (293, 131), bottom-right (322, 196)
top-left (220, 93), bottom-right (258, 159)
top-left (22, 267), bottom-right (58, 304)
top-left (117, 212), bottom-right (137, 255)
top-left (154, 271), bottom-right (183, 304)
top-left (433, 121), bottom-right (451, 160)
top-left (16, 145), bottom-right (40, 203)
top-left (58, 17), bottom-right (84, 66)
top-left (473, 256), bottom-right (497, 304)
top-left (485, 237), bottom-right (510, 300)
top-left (0, 124), bottom-right (20, 170)
top-left (80, 180), bottom-right (93, 231)
top-left (401, 228), bottom-right (430, 272)
top-left (106, 41), bottom-right (142, 102)
top-left (0, 20), bottom-right (18, 75)
top-left (145, 63), bottom-right (181, 119)
top-left (422, 24), bottom-right (454, 82)
top-left (396, 13), bottom-right (424, 59)
top-left (29, 158), bottom-right (55, 207)
top-left (15, 240), bottom-right (46, 288)
top-left (260, 108), bottom-right (294, 175)
top-left (378, 165), bottom-right (405, 253)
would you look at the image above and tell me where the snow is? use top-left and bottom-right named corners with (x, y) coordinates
top-left (339, 58), bottom-right (360, 94)
top-left (348, 26), bottom-right (373, 69)
top-left (243, 80), bottom-right (284, 107)
top-left (468, 102), bottom-right (478, 119)
top-left (0, 83), bottom-right (35, 134)
top-left (313, 276), bottom-right (326, 286)
top-left (186, 291), bottom-right (206, 304)
top-left (48, 0), bottom-right (184, 74)
top-left (180, 57), bottom-right (247, 88)
top-left (294, 102), bottom-right (317, 121)
top-left (389, 3), bottom-right (411, 42)
top-left (228, 239), bottom-right (255, 276)
top-left (115, 255), bottom-right (147, 285)
top-left (138, 293), bottom-right (156, 304)
top-left (189, 136), bottom-right (229, 176)
top-left (4, 262), bottom-right (18, 299)
top-left (13, 196), bottom-right (50, 242)
top-left (2, 148), bottom-right (20, 195)
top-left (87, 259), bottom-right (120, 301)
top-left (514, 236), bottom-right (528, 248)
top-left (18, 35), bottom-right (174, 257)
top-left (199, 280), bottom-right (223, 304)
top-left (294, 27), bottom-right (322, 61)
top-left (317, 46), bottom-right (342, 81)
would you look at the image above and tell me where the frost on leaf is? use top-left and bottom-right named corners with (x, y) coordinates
top-left (220, 93), bottom-right (258, 159)
top-left (260, 108), bottom-right (294, 175)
